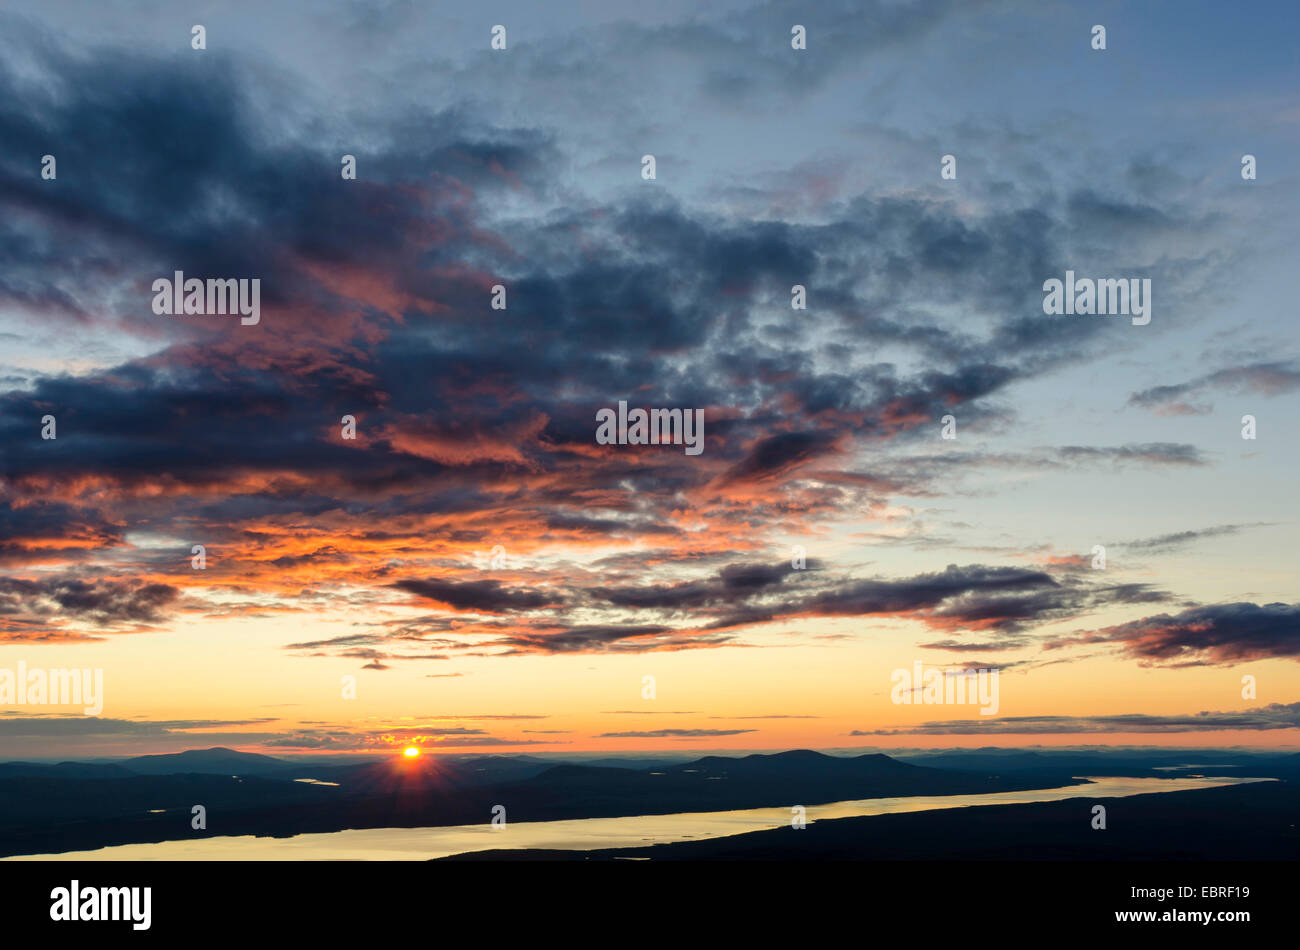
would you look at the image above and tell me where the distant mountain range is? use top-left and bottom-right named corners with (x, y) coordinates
top-left (0, 747), bottom-right (295, 780)
top-left (896, 748), bottom-right (1300, 775)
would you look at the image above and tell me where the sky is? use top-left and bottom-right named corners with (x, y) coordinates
top-left (0, 0), bottom-right (1297, 759)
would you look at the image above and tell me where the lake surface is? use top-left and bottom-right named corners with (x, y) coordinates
top-left (11, 775), bottom-right (1271, 861)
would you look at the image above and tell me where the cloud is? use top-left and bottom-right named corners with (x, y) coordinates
top-left (392, 578), bottom-right (557, 613)
top-left (1117, 523), bottom-right (1271, 553)
top-left (856, 702), bottom-right (1300, 735)
top-left (415, 714), bottom-right (548, 721)
top-left (496, 625), bottom-right (736, 656)
top-left (704, 562), bottom-right (1169, 635)
top-left (1128, 361), bottom-right (1300, 414)
top-left (596, 560), bottom-right (804, 611)
top-left (708, 714), bottom-right (822, 719)
top-left (283, 558), bottom-right (1177, 663)
top-left (596, 729), bottom-right (759, 738)
top-left (1055, 443), bottom-right (1208, 467)
top-left (261, 732), bottom-right (556, 750)
top-left (0, 576), bottom-right (179, 628)
top-left (0, 717), bottom-right (276, 737)
top-left (715, 430), bottom-right (843, 485)
top-left (1056, 602), bottom-right (1300, 667)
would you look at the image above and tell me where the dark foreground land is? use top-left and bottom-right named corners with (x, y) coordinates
top-left (440, 779), bottom-right (1300, 861)
top-left (0, 749), bottom-right (1084, 857)
top-left (4, 746), bottom-right (1298, 859)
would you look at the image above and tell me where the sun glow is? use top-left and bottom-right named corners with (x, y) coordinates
top-left (402, 746), bottom-right (420, 758)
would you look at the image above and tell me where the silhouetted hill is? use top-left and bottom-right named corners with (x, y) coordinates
top-left (490, 749), bottom-right (1077, 821)
top-left (121, 747), bottom-right (291, 775)
top-left (303, 754), bottom-right (556, 795)
top-left (0, 761), bottom-right (136, 780)
top-left (432, 755), bottom-right (557, 785)
top-left (672, 750), bottom-right (924, 780)
top-left (567, 757), bottom-right (686, 771)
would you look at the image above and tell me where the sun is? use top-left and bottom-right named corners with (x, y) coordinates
top-left (402, 746), bottom-right (420, 758)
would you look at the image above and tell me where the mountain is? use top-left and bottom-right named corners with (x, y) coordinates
top-left (435, 755), bottom-right (560, 785)
top-left (0, 761), bottom-right (136, 779)
top-left (562, 757), bottom-right (687, 771)
top-left (509, 749), bottom-right (1070, 813)
top-left (672, 749), bottom-right (924, 780)
top-left (120, 747), bottom-right (291, 775)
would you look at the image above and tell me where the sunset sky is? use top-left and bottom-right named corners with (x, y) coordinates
top-left (0, 0), bottom-right (1297, 759)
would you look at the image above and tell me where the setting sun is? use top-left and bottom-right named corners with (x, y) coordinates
top-left (402, 746), bottom-right (420, 758)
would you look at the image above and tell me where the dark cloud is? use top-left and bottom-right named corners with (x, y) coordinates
top-left (596, 560), bottom-right (804, 611)
top-left (0, 501), bottom-right (124, 564)
top-left (716, 430), bottom-right (842, 484)
top-left (1064, 602), bottom-right (1300, 666)
top-left (705, 563), bottom-right (1168, 635)
top-left (0, 576), bottom-right (179, 626)
top-left (392, 578), bottom-right (556, 613)
top-left (496, 624), bottom-right (734, 655)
